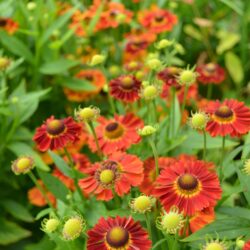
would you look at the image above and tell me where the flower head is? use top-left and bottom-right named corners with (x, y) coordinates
top-left (154, 158), bottom-right (222, 216)
top-left (155, 39), bottom-right (173, 50)
top-left (79, 152), bottom-right (143, 201)
top-left (11, 156), bottom-right (35, 175)
top-left (156, 207), bottom-right (184, 234)
top-left (178, 66), bottom-right (197, 86)
top-left (88, 113), bottom-right (143, 155)
top-left (205, 99), bottom-right (250, 137)
top-left (109, 75), bottom-right (142, 103)
top-left (41, 217), bottom-right (60, 233)
top-left (130, 195), bottom-right (155, 213)
top-left (90, 54), bottom-right (106, 66)
top-left (138, 125), bottom-right (158, 137)
top-left (243, 159), bottom-right (250, 175)
top-left (0, 57), bottom-right (10, 70)
top-left (33, 116), bottom-right (82, 152)
top-left (202, 239), bottom-right (228, 250)
top-left (87, 216), bottom-right (151, 250)
top-left (75, 106), bottom-right (100, 122)
top-left (188, 111), bottom-right (210, 130)
top-left (62, 215), bottom-right (86, 240)
top-left (0, 18), bottom-right (18, 34)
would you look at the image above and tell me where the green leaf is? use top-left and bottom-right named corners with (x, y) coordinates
top-left (182, 131), bottom-right (239, 149)
top-left (218, 0), bottom-right (243, 15)
top-left (85, 200), bottom-right (107, 226)
top-left (39, 59), bottom-right (80, 75)
top-left (59, 77), bottom-right (96, 91)
top-left (183, 25), bottom-right (202, 41)
top-left (25, 236), bottom-right (55, 250)
top-left (182, 217), bottom-right (250, 242)
top-left (38, 170), bottom-right (69, 203)
top-left (225, 51), bottom-right (244, 85)
top-left (35, 208), bottom-right (52, 220)
top-left (7, 142), bottom-right (50, 171)
top-left (1, 200), bottom-right (34, 223)
top-left (217, 206), bottom-right (250, 220)
top-left (242, 133), bottom-right (250, 159)
top-left (216, 32), bottom-right (240, 54)
top-left (40, 7), bottom-right (77, 46)
top-left (48, 151), bottom-right (74, 178)
top-left (0, 218), bottom-right (31, 245)
top-left (0, 31), bottom-right (33, 63)
top-left (87, 2), bottom-right (104, 35)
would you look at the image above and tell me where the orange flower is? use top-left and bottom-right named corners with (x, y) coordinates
top-left (79, 152), bottom-right (144, 201)
top-left (138, 5), bottom-right (177, 34)
top-left (63, 69), bottom-right (106, 102)
top-left (88, 113), bottom-right (143, 155)
top-left (0, 17), bottom-right (18, 34)
top-left (28, 180), bottom-right (56, 207)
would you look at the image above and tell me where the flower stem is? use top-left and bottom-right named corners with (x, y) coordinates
top-left (203, 129), bottom-right (207, 160)
top-left (183, 216), bottom-right (189, 237)
top-left (148, 138), bottom-right (159, 176)
top-left (181, 85), bottom-right (188, 118)
top-left (171, 88), bottom-right (176, 138)
top-left (207, 84), bottom-right (213, 99)
top-left (219, 136), bottom-right (226, 181)
top-left (28, 172), bottom-right (57, 216)
top-left (64, 148), bottom-right (85, 203)
top-left (88, 121), bottom-right (102, 158)
top-left (145, 213), bottom-right (152, 240)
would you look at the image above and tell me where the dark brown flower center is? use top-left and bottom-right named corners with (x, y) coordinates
top-left (177, 174), bottom-right (198, 191)
top-left (106, 226), bottom-right (129, 248)
top-left (105, 122), bottom-right (124, 139)
top-left (155, 15), bottom-right (164, 22)
top-left (0, 19), bottom-right (7, 27)
top-left (46, 119), bottom-right (65, 136)
top-left (84, 75), bottom-right (94, 81)
top-left (214, 105), bottom-right (233, 119)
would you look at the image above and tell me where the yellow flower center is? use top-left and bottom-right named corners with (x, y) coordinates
top-left (191, 113), bottom-right (207, 129)
top-left (105, 122), bottom-right (124, 139)
top-left (100, 170), bottom-right (114, 184)
top-left (162, 213), bottom-right (182, 231)
top-left (63, 218), bottom-right (82, 240)
top-left (205, 242), bottom-right (224, 250)
top-left (46, 119), bottom-right (65, 136)
top-left (143, 85), bottom-right (158, 99)
top-left (79, 107), bottom-right (95, 120)
top-left (180, 70), bottom-right (195, 85)
top-left (204, 63), bottom-right (216, 74)
top-left (106, 226), bottom-right (129, 248)
top-left (45, 219), bottom-right (60, 233)
top-left (16, 158), bottom-right (31, 171)
top-left (134, 196), bottom-right (151, 212)
top-left (121, 76), bottom-right (134, 88)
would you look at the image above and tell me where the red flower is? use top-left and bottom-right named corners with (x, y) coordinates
top-left (28, 180), bottom-right (56, 207)
top-left (196, 63), bottom-right (225, 85)
top-left (33, 116), bottom-right (82, 152)
top-left (244, 241), bottom-right (250, 250)
top-left (109, 75), bottom-right (142, 103)
top-left (88, 113), bottom-right (143, 155)
top-left (206, 99), bottom-right (250, 137)
top-left (138, 5), bottom-right (177, 34)
top-left (79, 152), bottom-right (143, 201)
top-left (189, 207), bottom-right (215, 233)
top-left (0, 17), bottom-right (18, 34)
top-left (157, 67), bottom-right (181, 88)
top-left (154, 159), bottom-right (222, 216)
top-left (87, 216), bottom-right (151, 250)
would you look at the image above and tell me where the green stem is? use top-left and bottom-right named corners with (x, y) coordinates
top-left (181, 85), bottom-right (188, 118)
top-left (64, 148), bottom-right (86, 203)
top-left (152, 100), bottom-right (158, 124)
top-left (207, 84), bottom-right (213, 99)
top-left (219, 136), bottom-right (226, 181)
top-left (203, 129), bottom-right (207, 160)
top-left (183, 216), bottom-right (189, 237)
top-left (145, 213), bottom-right (152, 240)
top-left (28, 172), bottom-right (57, 216)
top-left (88, 121), bottom-right (102, 158)
top-left (148, 138), bottom-right (159, 176)
top-left (170, 87), bottom-right (176, 138)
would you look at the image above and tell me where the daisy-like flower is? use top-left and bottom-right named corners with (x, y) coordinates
top-left (33, 116), bottom-right (82, 152)
top-left (11, 156), bottom-right (34, 175)
top-left (87, 216), bottom-right (151, 250)
top-left (109, 75), bottom-right (142, 103)
top-left (202, 239), bottom-right (228, 250)
top-left (130, 195), bottom-right (155, 214)
top-left (63, 69), bottom-right (106, 102)
top-left (88, 113), bottom-right (143, 155)
top-left (156, 206), bottom-right (184, 235)
top-left (79, 152), bottom-right (143, 201)
top-left (0, 17), bottom-right (19, 34)
top-left (158, 67), bottom-right (181, 88)
top-left (188, 111), bottom-right (210, 130)
top-left (153, 158), bottom-right (222, 216)
top-left (189, 207), bottom-right (215, 234)
top-left (205, 99), bottom-right (250, 137)
top-left (28, 180), bottom-right (56, 207)
top-left (138, 5), bottom-right (177, 34)
top-left (196, 63), bottom-right (225, 85)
